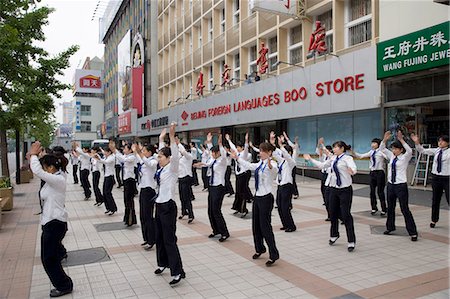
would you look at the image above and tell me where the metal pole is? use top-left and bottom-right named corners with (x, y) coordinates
top-left (15, 129), bottom-right (21, 184)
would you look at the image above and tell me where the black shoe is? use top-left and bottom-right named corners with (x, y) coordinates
top-left (208, 233), bottom-right (218, 238)
top-left (241, 210), bottom-right (248, 218)
top-left (50, 288), bottom-right (72, 297)
top-left (104, 210), bottom-right (110, 214)
top-left (384, 230), bottom-right (394, 235)
top-left (246, 200), bottom-right (252, 203)
top-left (144, 244), bottom-right (154, 251)
top-left (341, 221), bottom-right (345, 225)
top-left (329, 235), bottom-right (340, 245)
top-left (380, 211), bottom-right (386, 216)
top-left (265, 259), bottom-right (277, 266)
top-left (252, 251), bottom-right (266, 259)
top-left (430, 222), bottom-right (436, 228)
top-left (285, 228), bottom-right (296, 232)
top-left (169, 276), bottom-right (182, 285)
top-left (348, 245), bottom-right (355, 252)
top-left (188, 218), bottom-right (194, 224)
top-left (141, 242), bottom-right (148, 246)
top-left (108, 211), bottom-right (115, 216)
top-left (178, 215), bottom-right (185, 220)
top-left (219, 235), bottom-right (229, 242)
top-left (180, 271), bottom-right (186, 279)
top-left (280, 227), bottom-right (286, 230)
top-left (154, 267), bottom-right (166, 274)
top-left (371, 209), bottom-right (378, 215)
top-left (84, 197), bottom-right (90, 201)
top-left (411, 235), bottom-right (418, 241)
top-left (233, 211), bottom-right (239, 215)
top-left (325, 218), bottom-right (331, 221)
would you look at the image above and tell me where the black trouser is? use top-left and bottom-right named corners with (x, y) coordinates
top-left (207, 185), bottom-right (229, 237)
top-left (72, 165), bottom-right (79, 184)
top-left (253, 194), bottom-right (279, 261)
top-left (292, 167), bottom-right (299, 196)
top-left (232, 171), bottom-right (252, 213)
top-left (201, 167), bottom-right (209, 189)
top-left (155, 200), bottom-right (184, 277)
top-left (277, 184), bottom-right (296, 230)
top-left (431, 174), bottom-right (450, 223)
top-left (41, 220), bottom-right (73, 292)
top-left (80, 169), bottom-right (91, 198)
top-left (370, 170), bottom-right (387, 212)
top-left (92, 171), bottom-right (104, 204)
top-left (192, 162), bottom-right (199, 186)
top-left (224, 166), bottom-right (234, 195)
top-left (329, 186), bottom-right (356, 243)
top-left (178, 176), bottom-right (194, 219)
top-left (115, 164), bottom-right (123, 187)
top-left (386, 183), bottom-right (417, 236)
top-left (103, 176), bottom-right (117, 212)
top-left (320, 172), bottom-right (328, 204)
top-left (123, 178), bottom-right (137, 225)
top-left (139, 187), bottom-right (156, 245)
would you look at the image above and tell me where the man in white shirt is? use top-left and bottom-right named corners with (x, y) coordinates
top-left (412, 134), bottom-right (449, 228)
top-left (352, 138), bottom-right (388, 216)
top-left (379, 131), bottom-right (418, 241)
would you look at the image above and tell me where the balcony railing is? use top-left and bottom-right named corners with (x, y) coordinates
top-left (177, 59), bottom-right (184, 77)
top-left (169, 64), bottom-right (176, 82)
top-left (213, 33), bottom-right (225, 57)
top-left (184, 53), bottom-right (192, 73)
top-left (241, 14), bottom-right (256, 43)
top-left (226, 23), bottom-right (240, 50)
top-left (258, 12), bottom-right (277, 33)
top-left (193, 47), bottom-right (202, 68)
top-left (203, 41), bottom-right (213, 62)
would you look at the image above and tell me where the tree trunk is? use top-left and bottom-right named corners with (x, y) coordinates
top-left (0, 129), bottom-right (10, 178)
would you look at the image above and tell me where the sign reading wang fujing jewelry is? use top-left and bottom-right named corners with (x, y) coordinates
top-left (377, 21), bottom-right (450, 79)
top-left (138, 46), bottom-right (380, 136)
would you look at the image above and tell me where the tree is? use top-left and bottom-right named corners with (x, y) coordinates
top-left (0, 0), bottom-right (78, 177)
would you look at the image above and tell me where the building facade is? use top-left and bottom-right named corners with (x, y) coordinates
top-left (62, 101), bottom-right (74, 125)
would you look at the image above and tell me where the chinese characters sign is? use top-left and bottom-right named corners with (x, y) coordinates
top-left (377, 21), bottom-right (449, 79)
top-left (79, 75), bottom-right (101, 88)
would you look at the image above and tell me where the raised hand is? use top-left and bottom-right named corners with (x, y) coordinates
top-left (225, 133), bottom-right (231, 141)
top-left (383, 131), bottom-right (392, 142)
top-left (169, 122), bottom-right (176, 139)
top-left (30, 141), bottom-right (42, 156)
top-left (318, 137), bottom-right (324, 145)
top-left (294, 136), bottom-right (299, 145)
top-left (230, 150), bottom-right (238, 159)
top-left (396, 130), bottom-right (404, 141)
top-left (410, 133), bottom-right (420, 144)
top-left (218, 134), bottom-right (223, 146)
top-left (303, 154), bottom-right (311, 160)
top-left (159, 128), bottom-right (167, 140)
top-left (206, 132), bottom-right (213, 143)
top-left (175, 136), bottom-right (180, 145)
top-left (245, 132), bottom-right (249, 144)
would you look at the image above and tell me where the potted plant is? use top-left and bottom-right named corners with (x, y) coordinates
top-left (19, 165), bottom-right (32, 183)
top-left (0, 177), bottom-right (13, 211)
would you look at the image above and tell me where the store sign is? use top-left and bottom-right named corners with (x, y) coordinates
top-left (377, 21), bottom-right (450, 79)
top-left (140, 116), bottom-right (169, 131)
top-left (118, 112), bottom-right (132, 134)
top-left (75, 101), bottom-right (81, 131)
top-left (79, 75), bottom-right (101, 88)
top-left (73, 69), bottom-right (103, 94)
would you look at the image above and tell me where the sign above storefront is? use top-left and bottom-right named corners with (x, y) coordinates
top-left (377, 21), bottom-right (450, 79)
top-left (73, 69), bottom-right (103, 94)
top-left (118, 111), bottom-right (132, 135)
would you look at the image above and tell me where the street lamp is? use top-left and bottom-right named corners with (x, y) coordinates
top-left (272, 61), bottom-right (304, 69)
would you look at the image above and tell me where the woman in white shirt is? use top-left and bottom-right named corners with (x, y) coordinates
top-left (94, 147), bottom-right (117, 215)
top-left (176, 141), bottom-right (195, 223)
top-left (91, 147), bottom-right (104, 207)
top-left (112, 143), bottom-right (137, 226)
top-left (232, 142), bottom-right (280, 266)
top-left (304, 141), bottom-right (357, 252)
top-left (198, 142), bottom-right (212, 191)
top-left (379, 131), bottom-right (418, 241)
top-left (133, 143), bottom-right (158, 250)
top-left (412, 134), bottom-right (449, 229)
top-left (28, 141), bottom-right (73, 297)
top-left (153, 124), bottom-right (186, 285)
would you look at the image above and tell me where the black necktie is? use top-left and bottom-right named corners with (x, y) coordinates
top-left (332, 155), bottom-right (343, 187)
top-left (209, 160), bottom-right (216, 185)
top-left (371, 151), bottom-right (376, 168)
top-left (391, 157), bottom-right (398, 183)
top-left (254, 161), bottom-right (263, 191)
top-left (278, 161), bottom-right (285, 183)
top-left (154, 167), bottom-right (163, 186)
top-left (437, 149), bottom-right (443, 173)
top-left (236, 153), bottom-right (241, 172)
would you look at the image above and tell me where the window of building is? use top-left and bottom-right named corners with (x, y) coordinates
top-left (234, 53), bottom-right (240, 82)
top-left (234, 0), bottom-right (240, 24)
top-left (346, 0), bottom-right (372, 47)
top-left (208, 18), bottom-right (213, 41)
top-left (81, 121), bottom-right (92, 132)
top-left (288, 25), bottom-right (303, 65)
top-left (80, 105), bottom-right (91, 116)
top-left (221, 8), bottom-right (226, 33)
top-left (209, 65), bottom-right (214, 89)
top-left (249, 45), bottom-right (257, 75)
top-left (268, 36), bottom-right (278, 72)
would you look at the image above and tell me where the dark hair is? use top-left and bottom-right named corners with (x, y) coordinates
top-left (144, 144), bottom-right (156, 155)
top-left (92, 146), bottom-right (100, 153)
top-left (371, 138), bottom-right (381, 146)
top-left (103, 147), bottom-right (112, 153)
top-left (210, 145), bottom-right (220, 154)
top-left (190, 142), bottom-right (196, 147)
top-left (332, 141), bottom-right (351, 151)
top-left (52, 146), bottom-right (67, 154)
top-left (390, 141), bottom-right (405, 152)
top-left (284, 145), bottom-right (293, 155)
top-left (123, 144), bottom-right (132, 151)
top-left (259, 142), bottom-right (275, 153)
top-left (40, 153), bottom-right (68, 173)
top-left (325, 145), bottom-right (333, 152)
top-left (236, 141), bottom-right (244, 148)
top-left (159, 147), bottom-right (171, 158)
top-left (82, 146), bottom-right (90, 151)
top-left (182, 143), bottom-right (191, 153)
top-left (439, 135), bottom-right (449, 143)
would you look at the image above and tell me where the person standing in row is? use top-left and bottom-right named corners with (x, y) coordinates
top-left (283, 132), bottom-right (300, 199)
top-left (28, 141), bottom-right (73, 297)
top-left (232, 142), bottom-right (280, 265)
top-left (198, 142), bottom-right (212, 191)
top-left (226, 133), bottom-right (252, 217)
top-left (176, 140), bottom-right (195, 224)
top-left (304, 141), bottom-right (357, 252)
top-left (273, 136), bottom-right (297, 232)
top-left (112, 142), bottom-right (137, 227)
top-left (115, 152), bottom-right (123, 189)
top-left (412, 134), bottom-right (449, 228)
top-left (69, 150), bottom-right (79, 184)
top-left (153, 124), bottom-right (186, 285)
top-left (351, 138), bottom-right (388, 216)
top-left (94, 147), bottom-right (117, 215)
top-left (75, 143), bottom-right (92, 201)
top-left (224, 144), bottom-right (235, 197)
top-left (190, 142), bottom-right (200, 187)
top-left (316, 138), bottom-right (332, 220)
top-left (133, 143), bottom-right (158, 250)
top-left (380, 131), bottom-right (418, 241)
top-left (195, 133), bottom-right (230, 242)
top-left (90, 147), bottom-right (104, 207)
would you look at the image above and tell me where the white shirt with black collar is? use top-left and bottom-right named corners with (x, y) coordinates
top-left (353, 149), bottom-right (387, 171)
top-left (178, 144), bottom-right (193, 178)
top-left (228, 140), bottom-right (252, 175)
top-left (136, 155), bottom-right (158, 189)
top-left (96, 154), bottom-right (115, 177)
top-left (155, 143), bottom-right (180, 203)
top-left (273, 147), bottom-right (297, 186)
top-left (115, 152), bottom-right (136, 180)
top-left (310, 154), bottom-right (357, 188)
top-left (379, 140), bottom-right (412, 184)
top-left (205, 146), bottom-right (227, 187)
top-left (76, 147), bottom-right (91, 171)
top-left (416, 145), bottom-right (450, 176)
top-left (237, 158), bottom-right (278, 196)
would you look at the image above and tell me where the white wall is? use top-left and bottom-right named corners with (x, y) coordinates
top-left (72, 96), bottom-right (104, 141)
top-left (379, 0), bottom-right (450, 41)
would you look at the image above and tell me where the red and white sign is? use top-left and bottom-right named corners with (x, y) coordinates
top-left (118, 112), bottom-right (132, 134)
top-left (80, 75), bottom-right (102, 88)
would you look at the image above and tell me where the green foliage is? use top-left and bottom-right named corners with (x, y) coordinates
top-left (0, 176), bottom-right (12, 188)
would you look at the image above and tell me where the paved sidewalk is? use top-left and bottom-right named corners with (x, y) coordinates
top-left (0, 171), bottom-right (448, 299)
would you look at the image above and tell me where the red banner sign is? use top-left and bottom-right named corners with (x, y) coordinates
top-left (118, 112), bottom-right (132, 134)
top-left (80, 75), bottom-right (102, 88)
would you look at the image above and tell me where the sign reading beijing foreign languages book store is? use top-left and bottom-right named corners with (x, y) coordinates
top-left (377, 21), bottom-right (450, 79)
